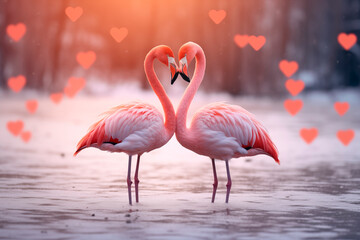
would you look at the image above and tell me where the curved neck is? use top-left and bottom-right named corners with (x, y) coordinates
top-left (176, 48), bottom-right (206, 139)
top-left (144, 53), bottom-right (175, 140)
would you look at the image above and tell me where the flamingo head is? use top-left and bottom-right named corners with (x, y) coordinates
top-left (171, 42), bottom-right (203, 85)
top-left (178, 42), bottom-right (197, 63)
top-left (152, 45), bottom-right (180, 84)
top-left (168, 55), bottom-right (180, 85)
top-left (175, 42), bottom-right (203, 84)
top-left (146, 45), bottom-right (180, 84)
top-left (154, 45), bottom-right (175, 66)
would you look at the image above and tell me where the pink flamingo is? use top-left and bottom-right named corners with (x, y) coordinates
top-left (173, 42), bottom-right (279, 203)
top-left (74, 45), bottom-right (177, 205)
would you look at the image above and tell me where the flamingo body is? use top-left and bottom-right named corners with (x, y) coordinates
top-left (74, 102), bottom-right (168, 156)
top-left (183, 102), bottom-right (279, 162)
top-left (174, 42), bottom-right (279, 203)
top-left (74, 45), bottom-right (176, 205)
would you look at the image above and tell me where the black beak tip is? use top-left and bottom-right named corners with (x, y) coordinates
top-left (171, 71), bottom-right (190, 85)
top-left (171, 71), bottom-right (179, 85)
top-left (180, 72), bottom-right (190, 83)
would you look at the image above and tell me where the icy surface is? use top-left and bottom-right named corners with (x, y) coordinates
top-left (0, 88), bottom-right (359, 240)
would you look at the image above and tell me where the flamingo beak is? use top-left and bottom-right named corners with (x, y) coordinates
top-left (179, 71), bottom-right (190, 82)
top-left (171, 71), bottom-right (179, 85)
top-left (168, 56), bottom-right (180, 85)
top-left (168, 55), bottom-right (190, 85)
top-left (179, 55), bottom-right (190, 83)
top-left (171, 68), bottom-right (189, 85)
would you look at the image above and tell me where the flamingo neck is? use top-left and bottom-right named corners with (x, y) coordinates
top-left (176, 48), bottom-right (206, 142)
top-left (144, 53), bottom-right (175, 141)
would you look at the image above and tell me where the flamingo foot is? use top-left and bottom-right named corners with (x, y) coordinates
top-left (212, 180), bottom-right (218, 203)
top-left (225, 160), bottom-right (232, 203)
top-left (211, 158), bottom-right (218, 203)
top-left (134, 155), bottom-right (141, 203)
top-left (225, 179), bottom-right (232, 203)
top-left (127, 155), bottom-right (133, 205)
top-left (127, 177), bottom-right (133, 205)
top-left (134, 177), bottom-right (140, 203)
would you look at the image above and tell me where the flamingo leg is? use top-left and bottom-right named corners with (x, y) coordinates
top-left (225, 160), bottom-right (232, 203)
top-left (127, 155), bottom-right (133, 205)
top-left (211, 158), bottom-right (218, 203)
top-left (134, 154), bottom-right (141, 203)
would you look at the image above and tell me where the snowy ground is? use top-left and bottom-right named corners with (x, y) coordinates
top-left (0, 86), bottom-right (359, 240)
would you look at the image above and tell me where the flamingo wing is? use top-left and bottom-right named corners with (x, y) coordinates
top-left (74, 102), bottom-right (164, 156)
top-left (191, 102), bottom-right (279, 163)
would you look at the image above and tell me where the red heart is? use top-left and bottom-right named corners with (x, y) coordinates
top-left (334, 102), bottom-right (349, 116)
top-left (64, 77), bottom-right (86, 98)
top-left (76, 51), bottom-right (96, 69)
top-left (300, 128), bottom-right (318, 144)
top-left (337, 33), bottom-right (357, 50)
top-left (337, 130), bottom-right (354, 146)
top-left (234, 35), bottom-right (248, 48)
top-left (7, 120), bottom-right (24, 136)
top-left (279, 60), bottom-right (299, 78)
top-left (21, 131), bottom-right (32, 143)
top-left (26, 100), bottom-right (38, 114)
top-left (208, 10), bottom-right (226, 24)
top-left (50, 93), bottom-right (63, 104)
top-left (8, 75), bottom-right (26, 93)
top-left (248, 35), bottom-right (266, 51)
top-left (110, 27), bottom-right (128, 43)
top-left (284, 99), bottom-right (303, 116)
top-left (65, 7), bottom-right (83, 22)
top-left (6, 23), bottom-right (26, 42)
top-left (285, 79), bottom-right (305, 96)
top-left (64, 86), bottom-right (75, 98)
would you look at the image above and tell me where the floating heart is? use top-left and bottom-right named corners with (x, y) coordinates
top-left (279, 60), bottom-right (299, 78)
top-left (50, 93), bottom-right (63, 104)
top-left (68, 77), bottom-right (86, 91)
top-left (284, 99), bottom-right (303, 116)
top-left (337, 130), bottom-right (354, 146)
top-left (7, 120), bottom-right (24, 136)
top-left (65, 6), bottom-right (83, 22)
top-left (208, 10), bottom-right (226, 24)
top-left (110, 27), bottom-right (128, 43)
top-left (300, 128), bottom-right (318, 144)
top-left (334, 102), bottom-right (349, 116)
top-left (234, 35), bottom-right (248, 48)
top-left (6, 23), bottom-right (26, 42)
top-left (21, 131), bottom-right (32, 143)
top-left (76, 51), bottom-right (96, 69)
top-left (248, 35), bottom-right (266, 51)
top-left (337, 33), bottom-right (357, 50)
top-left (26, 100), bottom-right (38, 114)
top-left (8, 75), bottom-right (26, 93)
top-left (64, 86), bottom-right (78, 98)
top-left (285, 79), bottom-right (305, 96)
top-left (64, 77), bottom-right (86, 98)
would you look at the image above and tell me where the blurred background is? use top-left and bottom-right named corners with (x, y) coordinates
top-left (1, 1), bottom-right (360, 239)
top-left (0, 0), bottom-right (359, 95)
